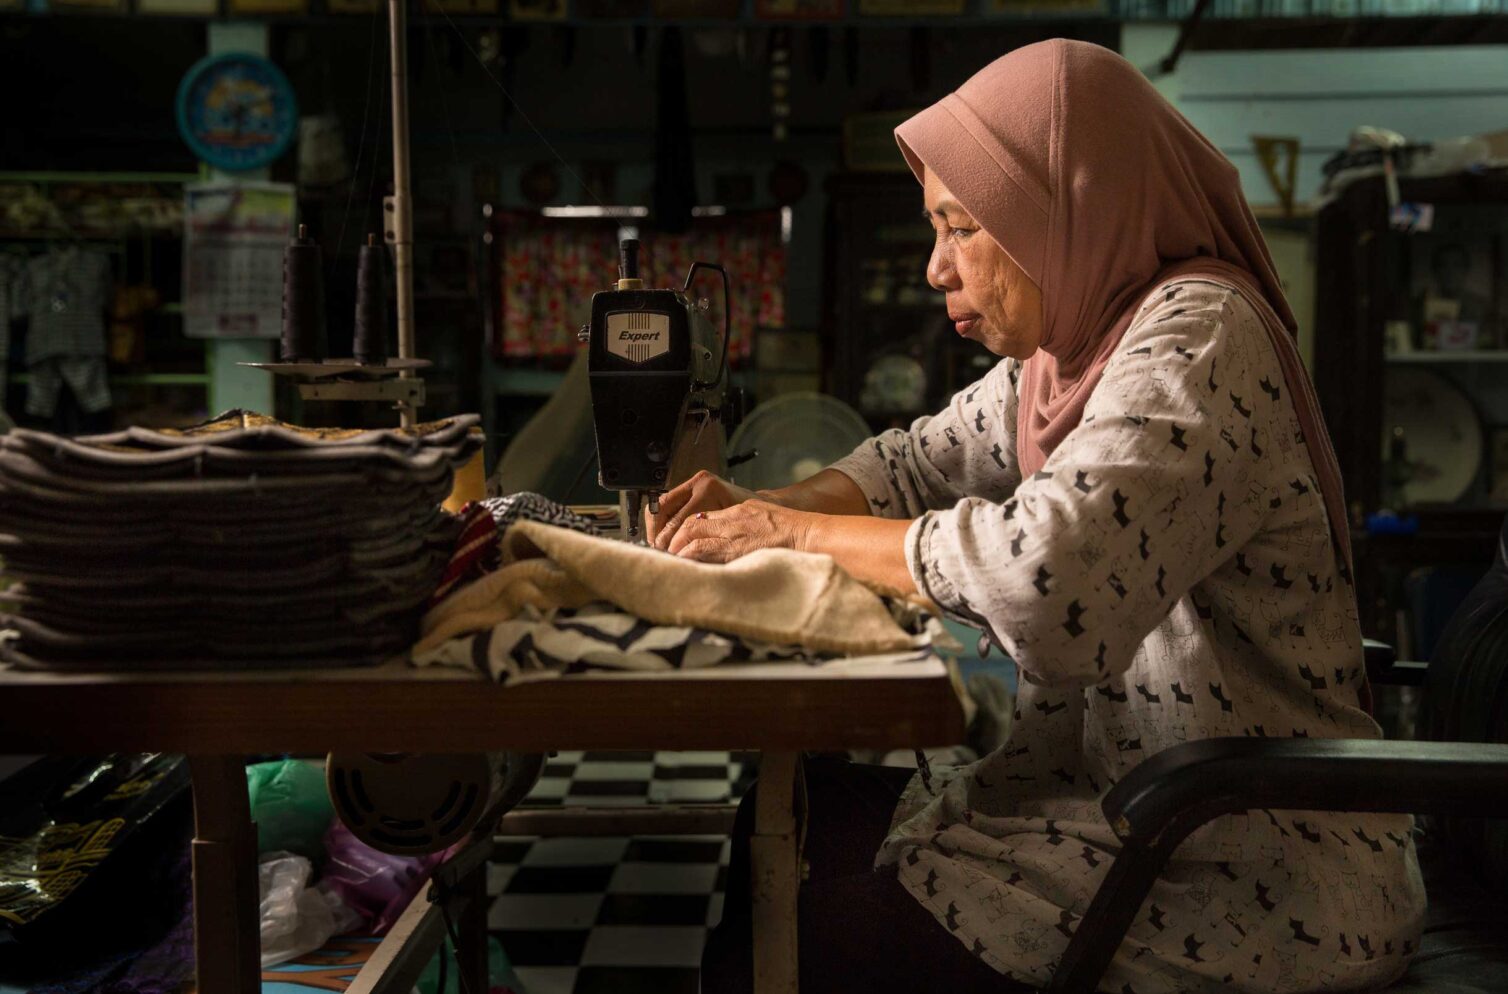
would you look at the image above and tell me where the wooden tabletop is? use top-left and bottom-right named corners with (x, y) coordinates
top-left (0, 655), bottom-right (965, 755)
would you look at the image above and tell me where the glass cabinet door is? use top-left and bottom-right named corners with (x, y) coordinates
top-left (829, 179), bottom-right (995, 431)
top-left (1379, 202), bottom-right (1508, 514)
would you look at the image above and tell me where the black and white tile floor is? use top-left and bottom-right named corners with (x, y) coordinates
top-left (488, 751), bottom-right (756, 994)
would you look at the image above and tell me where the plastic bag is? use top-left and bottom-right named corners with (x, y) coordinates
top-left (319, 821), bottom-right (457, 936)
top-left (245, 759), bottom-right (335, 860)
top-left (416, 935), bottom-right (529, 994)
top-left (258, 852), bottom-right (330, 968)
top-left (257, 851), bottom-right (363, 968)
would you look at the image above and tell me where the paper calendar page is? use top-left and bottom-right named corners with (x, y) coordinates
top-left (183, 181), bottom-right (295, 339)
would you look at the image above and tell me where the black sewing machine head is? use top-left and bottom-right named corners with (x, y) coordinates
top-left (586, 238), bottom-right (731, 539)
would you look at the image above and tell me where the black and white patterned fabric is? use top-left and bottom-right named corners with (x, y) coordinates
top-left (478, 492), bottom-right (604, 537)
top-left (415, 600), bottom-right (943, 686)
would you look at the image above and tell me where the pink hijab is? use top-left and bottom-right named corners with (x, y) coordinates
top-left (895, 39), bottom-right (1352, 567)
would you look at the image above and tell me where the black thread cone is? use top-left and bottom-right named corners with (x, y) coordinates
top-left (281, 225), bottom-right (326, 363)
top-left (353, 235), bottom-right (389, 366)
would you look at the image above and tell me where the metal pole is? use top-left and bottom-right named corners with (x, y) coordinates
top-left (388, 0), bottom-right (417, 427)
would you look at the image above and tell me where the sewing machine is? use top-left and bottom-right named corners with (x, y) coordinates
top-left (586, 238), bottom-right (734, 539)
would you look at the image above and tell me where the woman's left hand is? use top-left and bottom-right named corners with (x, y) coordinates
top-left (666, 500), bottom-right (814, 563)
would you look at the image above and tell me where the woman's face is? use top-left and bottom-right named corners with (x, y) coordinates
top-left (923, 170), bottom-right (1044, 359)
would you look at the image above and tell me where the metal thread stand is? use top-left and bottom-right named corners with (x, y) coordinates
top-left (243, 0), bottom-right (423, 429)
top-left (386, 0), bottom-right (417, 429)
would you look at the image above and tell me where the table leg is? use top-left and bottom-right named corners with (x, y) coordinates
top-left (188, 755), bottom-right (259, 994)
top-left (455, 843), bottom-right (491, 994)
top-left (750, 751), bottom-right (801, 994)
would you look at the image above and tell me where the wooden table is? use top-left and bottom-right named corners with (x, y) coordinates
top-left (0, 656), bottom-right (965, 994)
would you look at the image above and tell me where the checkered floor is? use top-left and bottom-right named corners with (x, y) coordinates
top-left (488, 751), bottom-right (756, 994)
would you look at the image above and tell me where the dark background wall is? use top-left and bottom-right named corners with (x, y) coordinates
top-left (0, 18), bottom-right (206, 171)
top-left (0, 18), bottom-right (1117, 326)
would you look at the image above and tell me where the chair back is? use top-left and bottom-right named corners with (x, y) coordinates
top-left (1422, 513), bottom-right (1508, 894)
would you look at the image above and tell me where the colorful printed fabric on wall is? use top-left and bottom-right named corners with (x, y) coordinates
top-left (496, 211), bottom-right (786, 360)
top-left (496, 213), bottom-right (617, 359)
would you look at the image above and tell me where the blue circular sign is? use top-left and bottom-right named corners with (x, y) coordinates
top-left (176, 53), bottom-right (298, 172)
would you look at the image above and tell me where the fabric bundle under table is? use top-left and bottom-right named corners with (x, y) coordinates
top-left (0, 410), bottom-right (482, 670)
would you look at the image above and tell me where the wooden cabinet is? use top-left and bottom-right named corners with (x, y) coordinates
top-left (1313, 169), bottom-right (1508, 649)
top-left (825, 173), bottom-right (996, 432)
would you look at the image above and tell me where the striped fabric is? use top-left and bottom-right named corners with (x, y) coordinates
top-left (428, 503), bottom-right (501, 608)
top-left (429, 494), bottom-right (602, 609)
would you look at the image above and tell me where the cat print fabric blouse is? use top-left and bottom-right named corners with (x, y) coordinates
top-left (830, 279), bottom-right (1426, 994)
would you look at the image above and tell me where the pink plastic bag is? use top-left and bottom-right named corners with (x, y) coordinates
top-left (319, 822), bottom-right (462, 936)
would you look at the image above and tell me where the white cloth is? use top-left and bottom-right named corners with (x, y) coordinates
top-left (831, 279), bottom-right (1425, 994)
top-left (12, 248), bottom-right (113, 418)
top-left (18, 248), bottom-right (112, 364)
top-left (26, 356), bottom-right (110, 417)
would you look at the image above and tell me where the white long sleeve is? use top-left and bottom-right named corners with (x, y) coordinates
top-left (829, 357), bottom-right (1022, 519)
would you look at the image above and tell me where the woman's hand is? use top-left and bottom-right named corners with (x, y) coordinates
top-left (666, 500), bottom-right (814, 563)
top-left (669, 502), bottom-right (918, 593)
top-left (649, 468), bottom-right (876, 550)
top-left (647, 470), bottom-right (762, 550)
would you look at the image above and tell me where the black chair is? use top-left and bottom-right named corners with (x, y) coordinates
top-left (1044, 515), bottom-right (1508, 994)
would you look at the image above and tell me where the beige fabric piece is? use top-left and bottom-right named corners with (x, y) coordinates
top-left (413, 520), bottom-right (919, 658)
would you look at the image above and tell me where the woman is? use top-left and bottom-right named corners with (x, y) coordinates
top-left (668, 39), bottom-right (1425, 994)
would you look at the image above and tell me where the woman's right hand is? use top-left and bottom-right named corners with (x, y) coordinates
top-left (646, 470), bottom-right (763, 550)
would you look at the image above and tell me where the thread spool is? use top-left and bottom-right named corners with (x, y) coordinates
top-left (353, 233), bottom-right (389, 366)
top-left (618, 237), bottom-right (640, 281)
top-left (280, 223), bottom-right (326, 363)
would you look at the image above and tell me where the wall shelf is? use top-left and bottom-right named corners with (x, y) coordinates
top-left (1386, 351), bottom-right (1508, 363)
top-left (0, 172), bottom-right (200, 184)
top-left (8, 373), bottom-right (211, 387)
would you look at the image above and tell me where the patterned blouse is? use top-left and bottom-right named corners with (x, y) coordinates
top-left (830, 279), bottom-right (1426, 994)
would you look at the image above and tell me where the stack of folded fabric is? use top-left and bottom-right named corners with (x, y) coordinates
top-left (0, 410), bottom-right (481, 670)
